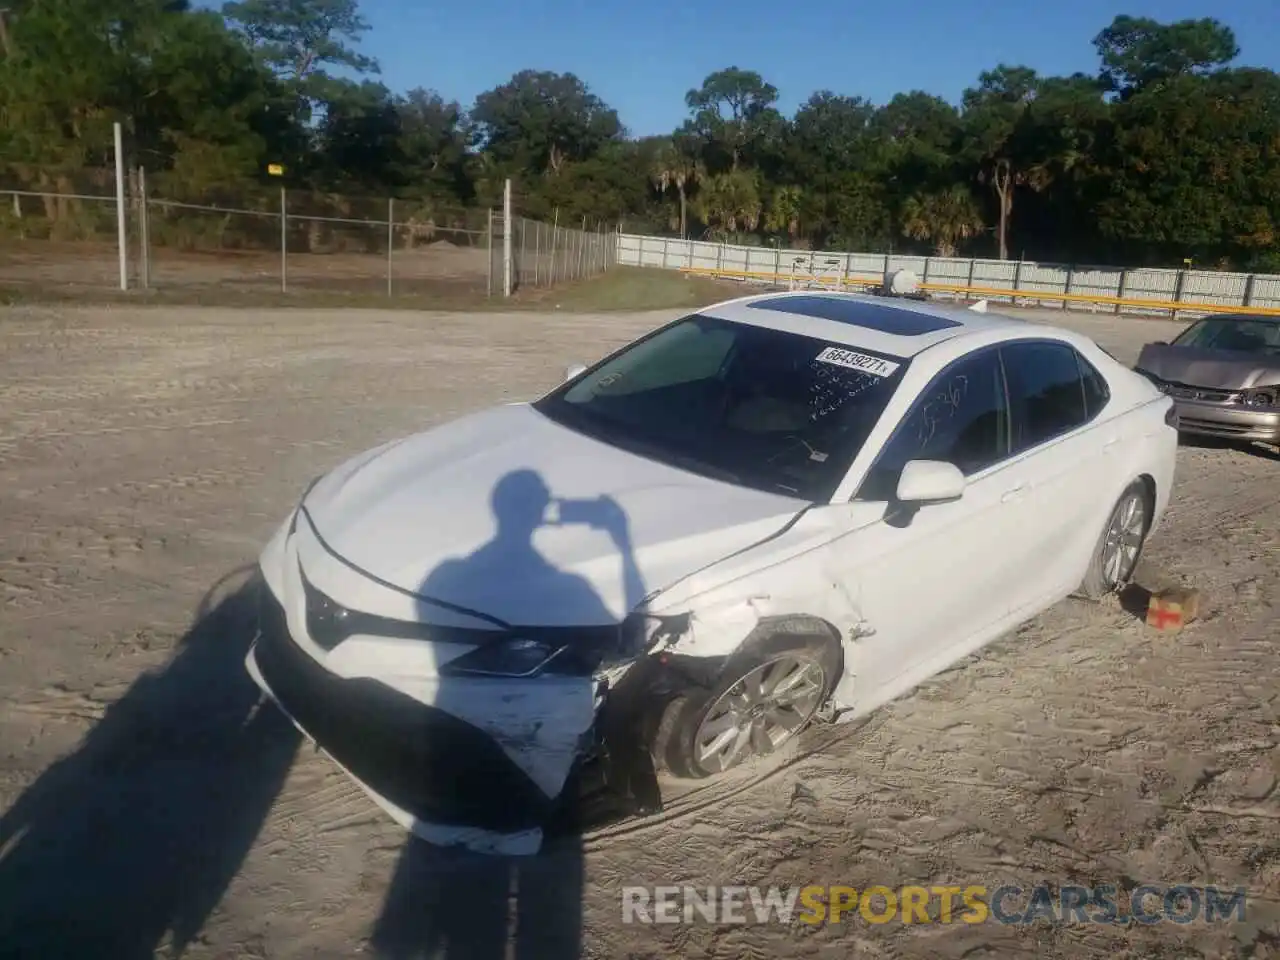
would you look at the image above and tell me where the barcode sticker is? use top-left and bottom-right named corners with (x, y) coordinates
top-left (815, 346), bottom-right (900, 378)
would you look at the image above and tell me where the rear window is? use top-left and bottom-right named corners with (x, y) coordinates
top-left (1003, 341), bottom-right (1094, 451)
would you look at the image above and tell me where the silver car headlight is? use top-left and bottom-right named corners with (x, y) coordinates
top-left (1239, 388), bottom-right (1275, 407)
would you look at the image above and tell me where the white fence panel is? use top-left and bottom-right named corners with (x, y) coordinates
top-left (615, 233), bottom-right (1280, 317)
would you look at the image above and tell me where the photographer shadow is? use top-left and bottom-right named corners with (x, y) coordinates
top-left (369, 468), bottom-right (651, 959)
top-left (0, 566), bottom-right (301, 959)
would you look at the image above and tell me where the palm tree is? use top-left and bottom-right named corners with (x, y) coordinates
top-left (764, 185), bottom-right (803, 244)
top-left (650, 140), bottom-right (703, 239)
top-left (694, 170), bottom-right (763, 240)
top-left (900, 186), bottom-right (984, 258)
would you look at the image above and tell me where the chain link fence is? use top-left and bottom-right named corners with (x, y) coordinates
top-left (494, 212), bottom-right (618, 294)
top-left (0, 164), bottom-right (616, 299)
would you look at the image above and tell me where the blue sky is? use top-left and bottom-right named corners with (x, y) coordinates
top-left (239, 0), bottom-right (1280, 136)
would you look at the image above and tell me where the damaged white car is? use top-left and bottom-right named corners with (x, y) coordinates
top-left (245, 290), bottom-right (1179, 855)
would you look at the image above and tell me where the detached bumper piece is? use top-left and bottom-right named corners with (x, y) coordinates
top-left (252, 589), bottom-right (556, 834)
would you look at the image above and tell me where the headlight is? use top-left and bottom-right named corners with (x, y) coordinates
top-left (1240, 388), bottom-right (1275, 407)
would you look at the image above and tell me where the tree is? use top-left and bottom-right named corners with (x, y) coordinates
top-left (867, 91), bottom-right (963, 239)
top-left (3, 9), bottom-right (1279, 275)
top-left (1093, 15), bottom-right (1238, 98)
top-left (222, 0), bottom-right (376, 83)
top-left (961, 65), bottom-right (1041, 259)
top-left (764, 185), bottom-right (803, 244)
top-left (0, 0), bottom-right (284, 192)
top-left (470, 70), bottom-right (622, 178)
top-left (222, 0), bottom-right (378, 137)
top-left (1093, 68), bottom-right (1280, 267)
top-left (900, 186), bottom-right (984, 257)
top-left (650, 135), bottom-right (703, 238)
top-left (684, 67), bottom-right (782, 172)
top-left (694, 169), bottom-right (763, 239)
top-left (789, 91), bottom-right (876, 181)
top-left (392, 88), bottom-right (473, 202)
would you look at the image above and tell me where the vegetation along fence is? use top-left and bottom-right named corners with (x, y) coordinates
top-left (0, 166), bottom-right (614, 299)
top-left (617, 235), bottom-right (1280, 319)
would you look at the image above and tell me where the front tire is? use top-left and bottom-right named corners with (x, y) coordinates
top-left (1077, 480), bottom-right (1152, 600)
top-left (650, 624), bottom-right (842, 780)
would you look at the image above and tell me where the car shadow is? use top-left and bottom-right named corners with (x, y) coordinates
top-left (1178, 434), bottom-right (1280, 461)
top-left (367, 468), bottom-right (654, 960)
top-left (0, 565), bottom-right (302, 959)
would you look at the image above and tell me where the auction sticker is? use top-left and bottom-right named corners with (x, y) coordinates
top-left (815, 346), bottom-right (900, 378)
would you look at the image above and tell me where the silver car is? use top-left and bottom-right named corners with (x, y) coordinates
top-left (1134, 313), bottom-right (1280, 447)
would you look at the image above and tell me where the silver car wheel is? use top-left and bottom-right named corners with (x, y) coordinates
top-left (1100, 489), bottom-right (1148, 588)
top-left (692, 655), bottom-right (826, 774)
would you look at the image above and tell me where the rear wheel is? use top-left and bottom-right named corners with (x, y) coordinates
top-left (1077, 480), bottom-right (1151, 600)
top-left (650, 625), bottom-right (841, 780)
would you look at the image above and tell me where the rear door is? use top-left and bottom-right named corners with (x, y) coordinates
top-left (997, 339), bottom-right (1119, 609)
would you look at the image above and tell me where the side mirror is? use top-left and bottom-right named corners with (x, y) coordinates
top-left (896, 459), bottom-right (965, 504)
top-left (564, 363), bottom-right (587, 383)
top-left (1150, 340), bottom-right (1168, 347)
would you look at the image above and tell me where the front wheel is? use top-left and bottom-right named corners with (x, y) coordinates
top-left (1077, 480), bottom-right (1152, 600)
top-left (650, 626), bottom-right (842, 780)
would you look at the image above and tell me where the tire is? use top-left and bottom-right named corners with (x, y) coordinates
top-left (649, 623), bottom-right (842, 781)
top-left (1077, 479), bottom-right (1152, 601)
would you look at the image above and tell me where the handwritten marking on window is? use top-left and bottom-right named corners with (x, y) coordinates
top-left (807, 360), bottom-right (879, 422)
top-left (915, 374), bottom-right (970, 448)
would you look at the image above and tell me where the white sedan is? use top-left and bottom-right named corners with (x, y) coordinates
top-left (245, 290), bottom-right (1178, 855)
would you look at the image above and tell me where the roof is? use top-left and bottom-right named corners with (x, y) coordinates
top-left (701, 290), bottom-right (1029, 358)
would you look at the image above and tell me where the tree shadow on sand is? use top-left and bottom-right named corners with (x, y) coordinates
top-left (367, 469), bottom-right (655, 960)
top-left (0, 566), bottom-right (302, 959)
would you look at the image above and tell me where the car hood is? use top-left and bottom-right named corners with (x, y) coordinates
top-left (300, 403), bottom-right (808, 626)
top-left (1135, 342), bottom-right (1280, 390)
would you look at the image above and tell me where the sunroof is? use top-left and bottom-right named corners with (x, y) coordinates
top-left (746, 295), bottom-right (962, 335)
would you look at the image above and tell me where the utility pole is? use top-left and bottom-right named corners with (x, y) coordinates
top-left (502, 178), bottom-right (513, 297)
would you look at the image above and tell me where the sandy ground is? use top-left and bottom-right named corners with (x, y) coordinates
top-left (0, 301), bottom-right (1277, 960)
top-left (0, 241), bottom-right (491, 294)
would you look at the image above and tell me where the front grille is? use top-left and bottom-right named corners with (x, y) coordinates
top-left (254, 588), bottom-right (555, 832)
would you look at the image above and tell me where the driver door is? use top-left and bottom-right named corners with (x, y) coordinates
top-left (829, 346), bottom-right (1032, 696)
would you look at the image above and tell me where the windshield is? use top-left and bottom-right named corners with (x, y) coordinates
top-left (1172, 317), bottom-right (1280, 356)
top-left (533, 313), bottom-right (909, 501)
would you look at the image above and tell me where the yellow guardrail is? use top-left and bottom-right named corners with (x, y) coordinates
top-left (677, 266), bottom-right (1280, 318)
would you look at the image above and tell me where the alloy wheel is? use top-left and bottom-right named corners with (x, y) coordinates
top-left (692, 655), bottom-right (826, 774)
top-left (1101, 490), bottom-right (1147, 588)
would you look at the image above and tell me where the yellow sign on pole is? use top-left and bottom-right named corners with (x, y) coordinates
top-left (267, 163), bottom-right (285, 177)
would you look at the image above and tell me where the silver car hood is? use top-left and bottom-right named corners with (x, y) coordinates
top-left (1135, 343), bottom-right (1280, 390)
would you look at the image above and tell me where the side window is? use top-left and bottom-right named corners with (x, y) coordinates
top-left (1003, 341), bottom-right (1090, 453)
top-left (1079, 354), bottom-right (1110, 418)
top-left (857, 349), bottom-right (1009, 501)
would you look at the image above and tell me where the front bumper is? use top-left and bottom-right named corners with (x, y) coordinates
top-left (246, 583), bottom-right (561, 840)
top-left (1172, 399), bottom-right (1280, 443)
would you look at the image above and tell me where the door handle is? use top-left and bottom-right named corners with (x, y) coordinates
top-left (1001, 482), bottom-right (1028, 503)
top-left (1103, 437), bottom-right (1121, 454)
